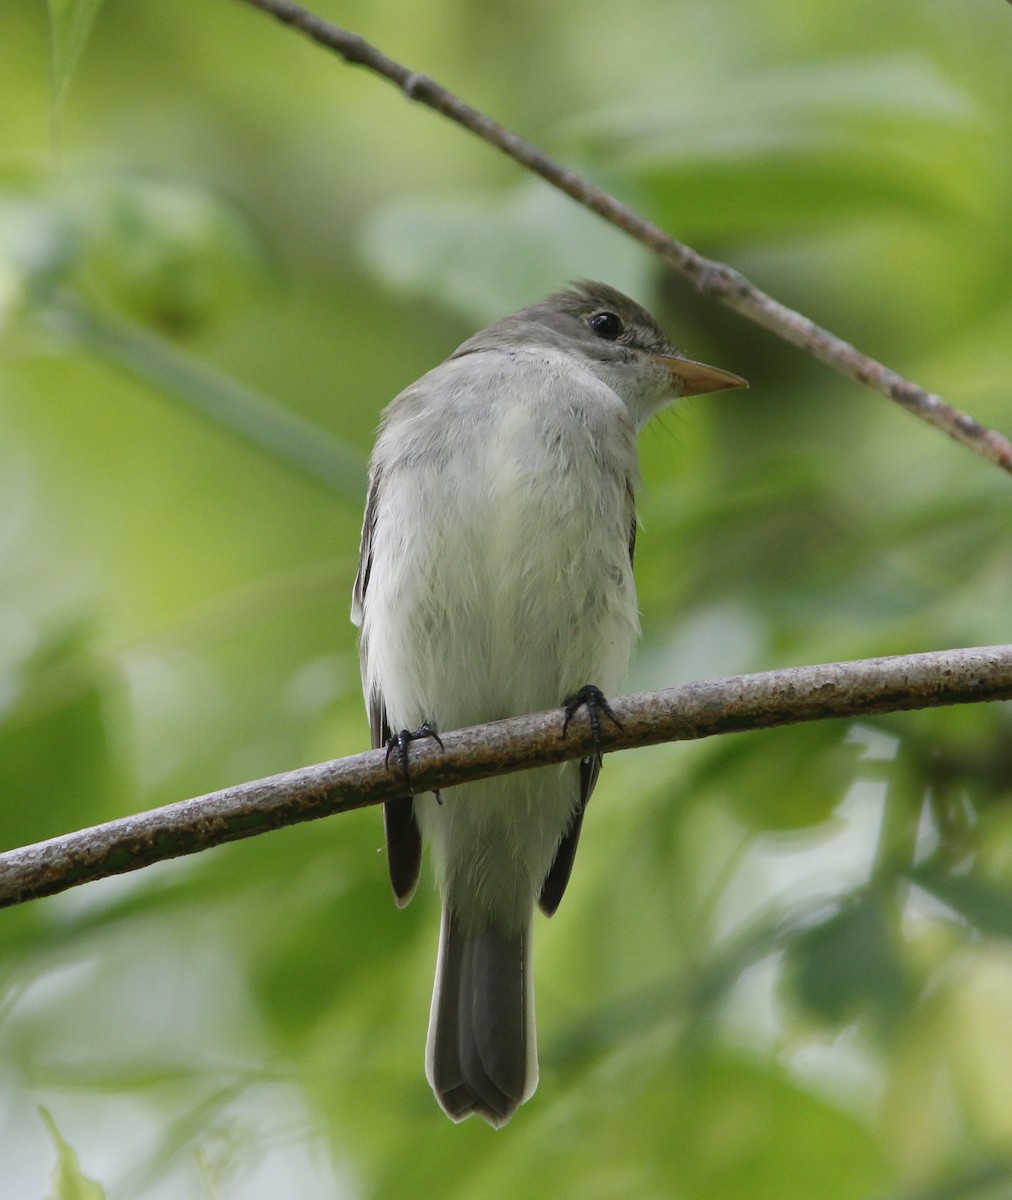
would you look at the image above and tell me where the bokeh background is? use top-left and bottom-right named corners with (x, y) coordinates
top-left (2, 0), bottom-right (1011, 1196)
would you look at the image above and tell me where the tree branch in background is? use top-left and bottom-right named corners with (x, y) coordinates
top-left (44, 293), bottom-right (368, 501)
top-left (233, 0), bottom-right (1012, 474)
top-left (1, 646), bottom-right (1009, 910)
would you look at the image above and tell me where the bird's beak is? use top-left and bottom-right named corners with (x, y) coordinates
top-left (654, 355), bottom-right (749, 397)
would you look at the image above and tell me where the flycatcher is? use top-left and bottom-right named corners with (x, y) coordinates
top-left (352, 281), bottom-right (746, 1126)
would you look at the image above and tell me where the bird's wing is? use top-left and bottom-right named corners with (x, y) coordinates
top-left (351, 465), bottom-right (380, 629)
top-left (538, 480), bottom-right (637, 917)
top-left (537, 755), bottom-right (598, 916)
top-left (355, 465), bottom-right (422, 906)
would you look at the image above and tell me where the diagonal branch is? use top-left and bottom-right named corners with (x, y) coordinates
top-left (1, 646), bottom-right (1009, 910)
top-left (233, 0), bottom-right (1012, 474)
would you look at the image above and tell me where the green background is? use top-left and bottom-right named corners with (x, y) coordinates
top-left (1, 0), bottom-right (1011, 1196)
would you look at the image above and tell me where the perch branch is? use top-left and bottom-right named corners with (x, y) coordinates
top-left (1, 646), bottom-right (1009, 909)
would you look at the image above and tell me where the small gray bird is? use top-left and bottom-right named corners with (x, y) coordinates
top-left (352, 281), bottom-right (745, 1127)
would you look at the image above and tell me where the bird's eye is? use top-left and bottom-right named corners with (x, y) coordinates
top-left (588, 311), bottom-right (623, 340)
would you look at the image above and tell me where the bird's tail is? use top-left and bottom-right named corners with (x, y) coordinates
top-left (425, 905), bottom-right (538, 1127)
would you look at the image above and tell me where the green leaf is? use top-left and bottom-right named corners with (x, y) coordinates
top-left (359, 181), bottom-right (652, 323)
top-left (61, 172), bottom-right (271, 335)
top-left (0, 194), bottom-right (78, 324)
top-left (40, 1107), bottom-right (106, 1200)
top-left (910, 865), bottom-right (1012, 942)
top-left (46, 0), bottom-right (108, 116)
top-left (689, 721), bottom-right (860, 832)
top-left (568, 54), bottom-right (987, 239)
top-left (786, 893), bottom-right (910, 1028)
top-left (0, 622), bottom-right (123, 850)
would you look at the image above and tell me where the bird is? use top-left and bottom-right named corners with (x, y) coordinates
top-left (351, 280), bottom-right (746, 1126)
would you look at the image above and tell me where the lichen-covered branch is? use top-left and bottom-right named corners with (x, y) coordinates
top-left (1, 646), bottom-right (1009, 910)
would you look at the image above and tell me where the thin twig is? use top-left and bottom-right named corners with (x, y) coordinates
top-left (234, 0), bottom-right (1012, 474)
top-left (1, 646), bottom-right (1009, 909)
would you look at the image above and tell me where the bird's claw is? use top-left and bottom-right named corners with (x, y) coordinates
top-left (384, 722), bottom-right (444, 794)
top-left (562, 684), bottom-right (622, 766)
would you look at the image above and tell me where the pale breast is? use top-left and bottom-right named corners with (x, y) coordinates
top-left (361, 349), bottom-right (641, 731)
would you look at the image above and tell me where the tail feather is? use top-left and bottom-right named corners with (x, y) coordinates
top-left (426, 907), bottom-right (538, 1127)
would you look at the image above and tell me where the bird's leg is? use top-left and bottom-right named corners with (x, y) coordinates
top-left (385, 723), bottom-right (444, 802)
top-left (562, 684), bottom-right (622, 766)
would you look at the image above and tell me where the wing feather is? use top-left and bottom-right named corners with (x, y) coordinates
top-left (355, 466), bottom-right (422, 905)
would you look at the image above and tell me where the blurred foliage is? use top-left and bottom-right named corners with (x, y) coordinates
top-left (1, 0), bottom-right (1010, 1196)
top-left (40, 1107), bottom-right (106, 1200)
top-left (45, 0), bottom-right (108, 122)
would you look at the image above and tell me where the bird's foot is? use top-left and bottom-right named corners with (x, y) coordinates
top-left (562, 685), bottom-right (622, 766)
top-left (385, 723), bottom-right (444, 800)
